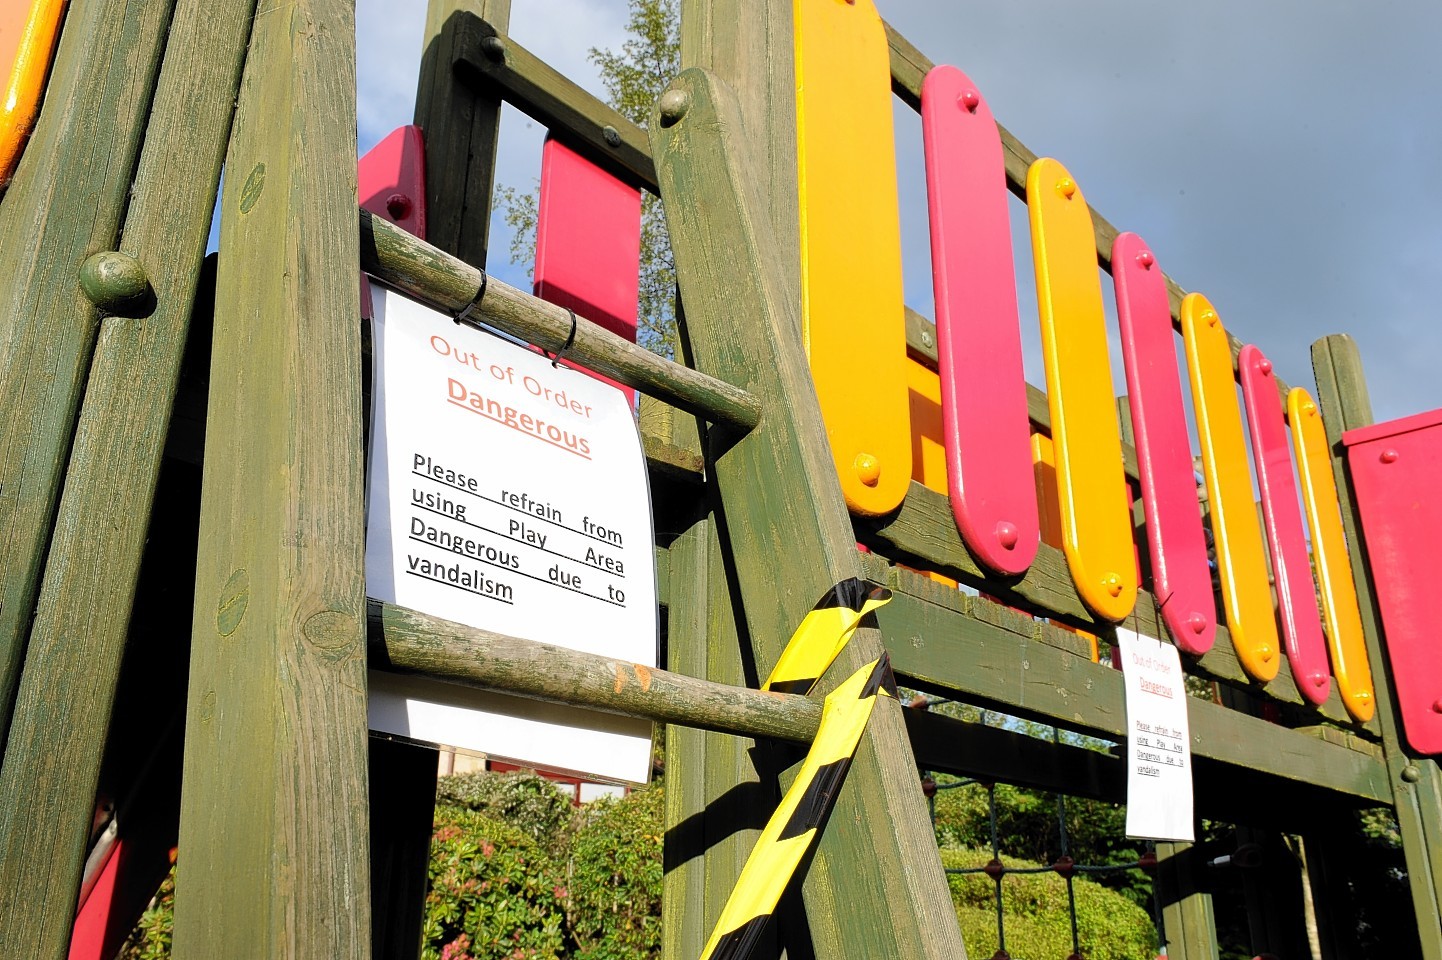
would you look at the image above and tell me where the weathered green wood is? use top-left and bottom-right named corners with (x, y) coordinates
top-left (653, 67), bottom-right (966, 959)
top-left (866, 480), bottom-right (1376, 733)
top-left (369, 599), bottom-right (820, 741)
top-left (1312, 333), bottom-right (1442, 956)
top-left (0, 0), bottom-right (176, 759)
top-left (878, 587), bottom-right (1390, 804)
top-left (414, 0), bottom-right (511, 268)
top-left (453, 18), bottom-right (655, 189)
top-left (1155, 842), bottom-right (1220, 960)
top-left (171, 0), bottom-right (370, 954)
top-left (0, 0), bottom-right (254, 954)
top-left (361, 210), bottom-right (760, 430)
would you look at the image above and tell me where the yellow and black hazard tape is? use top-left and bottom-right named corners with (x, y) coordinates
top-left (763, 578), bottom-right (892, 696)
top-left (699, 653), bottom-right (898, 960)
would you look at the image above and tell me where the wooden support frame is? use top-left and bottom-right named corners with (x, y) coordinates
top-left (172, 0), bottom-right (372, 954)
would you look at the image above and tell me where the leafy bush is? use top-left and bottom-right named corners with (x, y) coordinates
top-left (117, 865), bottom-right (175, 960)
top-left (942, 848), bottom-right (1157, 960)
top-left (564, 783), bottom-right (664, 960)
top-left (435, 771), bottom-right (575, 851)
top-left (423, 805), bottom-right (570, 960)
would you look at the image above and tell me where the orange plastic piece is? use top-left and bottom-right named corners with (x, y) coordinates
top-left (906, 359), bottom-right (957, 588)
top-left (1, 0), bottom-right (67, 188)
top-left (1180, 294), bottom-right (1279, 681)
top-left (794, 0), bottom-right (911, 515)
top-left (1288, 387), bottom-right (1374, 721)
top-left (1032, 434), bottom-right (1100, 660)
top-left (1026, 159), bottom-right (1136, 622)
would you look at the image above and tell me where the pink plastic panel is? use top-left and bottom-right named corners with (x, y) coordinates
top-left (1113, 233), bottom-right (1215, 654)
top-left (1345, 409), bottom-right (1442, 754)
top-left (534, 136), bottom-right (642, 402)
top-left (920, 65), bottom-right (1038, 575)
top-left (358, 125), bottom-right (427, 239)
top-left (1239, 345), bottom-right (1330, 703)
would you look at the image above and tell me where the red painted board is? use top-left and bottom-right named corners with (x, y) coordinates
top-left (1113, 233), bottom-right (1215, 654)
top-left (1239, 345), bottom-right (1330, 703)
top-left (359, 125), bottom-right (427, 239)
top-left (534, 135), bottom-right (643, 403)
top-left (920, 65), bottom-right (1038, 575)
top-left (1344, 409), bottom-right (1442, 753)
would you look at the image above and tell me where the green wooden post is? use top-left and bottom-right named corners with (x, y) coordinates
top-left (0, 0), bottom-right (176, 759)
top-left (652, 67), bottom-right (965, 958)
top-left (170, 0), bottom-right (371, 955)
top-left (0, 0), bottom-right (256, 954)
top-left (1312, 333), bottom-right (1442, 957)
top-left (1155, 841), bottom-right (1221, 960)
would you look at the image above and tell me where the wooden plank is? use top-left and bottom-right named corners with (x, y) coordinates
top-left (1114, 232), bottom-right (1216, 654)
top-left (1312, 334), bottom-right (1442, 957)
top-left (877, 588), bottom-right (1391, 804)
top-left (1289, 387), bottom-right (1374, 722)
top-left (0, 0), bottom-right (254, 954)
top-left (360, 210), bottom-right (760, 431)
top-left (794, 0), bottom-right (910, 516)
top-left (0, 0), bottom-right (173, 762)
top-left (652, 65), bottom-right (965, 958)
top-left (170, 0), bottom-right (371, 954)
top-left (1028, 158), bottom-right (1136, 621)
top-left (1240, 344), bottom-right (1330, 702)
top-left (920, 65), bottom-right (1037, 575)
top-left (414, 0), bottom-right (511, 267)
top-left (1181, 294), bottom-right (1280, 682)
top-left (1155, 841), bottom-right (1221, 960)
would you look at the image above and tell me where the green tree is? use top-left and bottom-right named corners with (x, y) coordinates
top-left (497, 0), bottom-right (679, 354)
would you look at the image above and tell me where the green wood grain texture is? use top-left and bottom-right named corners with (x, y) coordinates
top-left (1155, 842), bottom-right (1220, 960)
top-left (0, 0), bottom-right (176, 760)
top-left (865, 480), bottom-right (1377, 734)
top-left (1312, 334), bottom-right (1442, 956)
top-left (652, 67), bottom-right (966, 958)
top-left (414, 0), bottom-right (511, 268)
top-left (453, 19), bottom-right (655, 189)
top-left (878, 587), bottom-right (1390, 803)
top-left (170, 0), bottom-right (371, 955)
top-left (0, 0), bottom-right (255, 954)
top-left (360, 210), bottom-right (760, 430)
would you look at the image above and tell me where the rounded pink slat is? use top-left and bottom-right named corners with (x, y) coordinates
top-left (920, 65), bottom-right (1038, 575)
top-left (1113, 233), bottom-right (1216, 654)
top-left (1239, 345), bottom-right (1331, 703)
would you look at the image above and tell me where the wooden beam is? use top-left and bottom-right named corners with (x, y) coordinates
top-left (171, 0), bottom-right (371, 954)
top-left (653, 65), bottom-right (966, 958)
top-left (0, 0), bottom-right (255, 954)
top-left (0, 0), bottom-right (175, 760)
top-left (1312, 334), bottom-right (1442, 956)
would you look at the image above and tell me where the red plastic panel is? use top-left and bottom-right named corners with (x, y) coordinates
top-left (1239, 345), bottom-right (1330, 703)
top-left (534, 136), bottom-right (643, 402)
top-left (1113, 233), bottom-right (1215, 654)
top-left (1345, 409), bottom-right (1442, 753)
top-left (920, 65), bottom-right (1038, 575)
top-left (358, 125), bottom-right (427, 239)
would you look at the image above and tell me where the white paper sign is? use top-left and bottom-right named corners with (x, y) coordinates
top-left (1117, 627), bottom-right (1194, 841)
top-left (365, 283), bottom-right (657, 783)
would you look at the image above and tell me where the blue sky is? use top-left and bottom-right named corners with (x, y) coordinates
top-left (358, 0), bottom-right (1442, 425)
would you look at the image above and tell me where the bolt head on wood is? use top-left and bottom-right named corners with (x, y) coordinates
top-left (1402, 764), bottom-right (1422, 783)
top-left (480, 35), bottom-right (506, 62)
top-left (79, 251), bottom-right (151, 315)
top-left (657, 89), bottom-right (690, 127)
top-left (602, 125), bottom-right (622, 147)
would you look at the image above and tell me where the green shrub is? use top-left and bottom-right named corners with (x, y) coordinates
top-left (564, 783), bottom-right (664, 960)
top-left (942, 848), bottom-right (1157, 960)
top-left (117, 864), bottom-right (175, 960)
top-left (435, 771), bottom-right (576, 851)
top-left (423, 805), bottom-right (570, 960)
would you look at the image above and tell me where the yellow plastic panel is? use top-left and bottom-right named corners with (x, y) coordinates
top-left (1181, 294), bottom-right (1279, 681)
top-left (907, 359), bottom-right (957, 587)
top-left (1027, 158), bottom-right (1136, 622)
top-left (794, 0), bottom-right (911, 515)
top-left (1289, 387), bottom-right (1374, 721)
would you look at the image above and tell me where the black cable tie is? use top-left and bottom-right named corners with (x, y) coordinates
top-left (551, 308), bottom-right (578, 368)
top-left (453, 272), bottom-right (489, 327)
